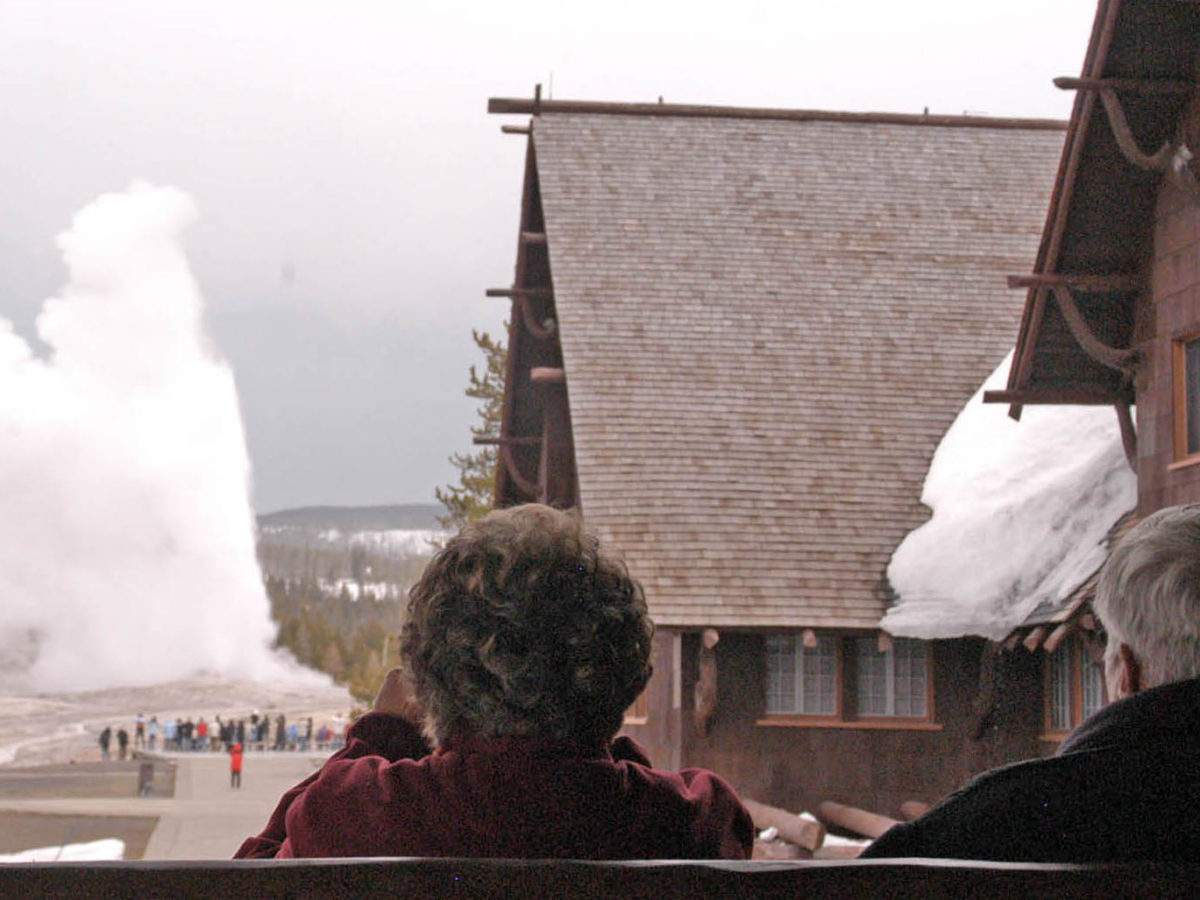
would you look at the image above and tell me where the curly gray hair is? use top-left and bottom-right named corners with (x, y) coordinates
top-left (400, 504), bottom-right (654, 747)
top-left (1094, 504), bottom-right (1200, 688)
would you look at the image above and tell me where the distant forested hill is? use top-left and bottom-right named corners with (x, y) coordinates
top-left (256, 503), bottom-right (443, 532)
top-left (255, 503), bottom-right (447, 702)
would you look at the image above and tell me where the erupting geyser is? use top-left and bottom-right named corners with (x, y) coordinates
top-left (0, 182), bottom-right (301, 691)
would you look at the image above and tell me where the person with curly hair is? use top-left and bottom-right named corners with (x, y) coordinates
top-left (236, 504), bottom-right (753, 859)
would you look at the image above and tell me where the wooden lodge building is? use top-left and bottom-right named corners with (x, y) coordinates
top-left (929, 0), bottom-right (1200, 760)
top-left (481, 92), bottom-right (1070, 818)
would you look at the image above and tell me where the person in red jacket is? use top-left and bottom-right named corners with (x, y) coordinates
top-left (229, 742), bottom-right (243, 789)
top-left (236, 504), bottom-right (753, 860)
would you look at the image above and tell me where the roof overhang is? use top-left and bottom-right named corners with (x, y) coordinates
top-left (992, 0), bottom-right (1200, 417)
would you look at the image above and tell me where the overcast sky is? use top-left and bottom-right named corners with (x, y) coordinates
top-left (0, 0), bottom-right (1099, 514)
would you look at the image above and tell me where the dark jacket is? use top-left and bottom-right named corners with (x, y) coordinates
top-left (235, 712), bottom-right (753, 860)
top-left (862, 677), bottom-right (1200, 861)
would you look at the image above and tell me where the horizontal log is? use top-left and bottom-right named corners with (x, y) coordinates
top-left (1007, 273), bottom-right (1142, 292)
top-left (1023, 625), bottom-right (1048, 653)
top-left (900, 801), bottom-right (931, 821)
top-left (520, 231), bottom-right (547, 245)
top-left (530, 367), bottom-right (565, 383)
top-left (1053, 76), bottom-right (1195, 96)
top-left (1042, 621), bottom-right (1075, 655)
top-left (982, 389), bottom-right (1126, 406)
top-left (486, 287), bottom-right (553, 300)
top-left (501, 125), bottom-right (531, 134)
top-left (473, 436), bottom-right (542, 446)
top-left (741, 799), bottom-right (825, 851)
top-left (817, 801), bottom-right (900, 839)
top-left (488, 97), bottom-right (1067, 131)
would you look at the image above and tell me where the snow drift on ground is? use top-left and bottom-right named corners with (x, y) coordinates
top-left (0, 183), bottom-right (307, 691)
top-left (882, 351), bottom-right (1137, 640)
top-left (0, 838), bottom-right (125, 862)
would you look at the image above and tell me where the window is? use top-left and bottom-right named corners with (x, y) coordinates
top-left (762, 632), bottom-right (936, 728)
top-left (765, 634), bottom-right (838, 716)
top-left (855, 638), bottom-right (928, 718)
top-left (1045, 634), bottom-right (1106, 736)
top-left (1173, 335), bottom-right (1200, 461)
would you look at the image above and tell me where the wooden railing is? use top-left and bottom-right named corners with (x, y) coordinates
top-left (2, 857), bottom-right (1194, 899)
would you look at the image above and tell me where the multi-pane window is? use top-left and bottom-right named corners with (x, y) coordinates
top-left (1173, 336), bottom-right (1200, 459)
top-left (1048, 641), bottom-right (1073, 731)
top-left (855, 638), bottom-right (928, 718)
top-left (765, 634), bottom-right (837, 716)
top-left (1081, 652), bottom-right (1105, 720)
top-left (1046, 634), bottom-right (1107, 734)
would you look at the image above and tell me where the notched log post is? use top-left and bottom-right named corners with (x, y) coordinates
top-left (693, 628), bottom-right (720, 735)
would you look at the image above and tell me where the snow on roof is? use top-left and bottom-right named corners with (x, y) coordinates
top-left (881, 351), bottom-right (1137, 641)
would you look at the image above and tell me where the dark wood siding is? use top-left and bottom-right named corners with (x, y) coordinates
top-left (629, 632), bottom-right (1047, 818)
top-left (1136, 96), bottom-right (1200, 514)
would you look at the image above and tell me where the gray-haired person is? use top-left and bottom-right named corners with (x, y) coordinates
top-left (864, 503), bottom-right (1200, 861)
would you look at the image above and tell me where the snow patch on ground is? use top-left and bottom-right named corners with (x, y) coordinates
top-left (882, 351), bottom-right (1137, 640)
top-left (0, 838), bottom-right (125, 862)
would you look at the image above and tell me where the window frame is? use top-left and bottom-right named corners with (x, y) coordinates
top-left (1042, 632), bottom-right (1107, 741)
top-left (1171, 331), bottom-right (1200, 467)
top-left (852, 636), bottom-right (933, 723)
top-left (758, 631), bottom-right (939, 731)
top-left (763, 633), bottom-right (843, 722)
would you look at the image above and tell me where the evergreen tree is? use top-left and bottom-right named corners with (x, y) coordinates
top-left (436, 327), bottom-right (507, 530)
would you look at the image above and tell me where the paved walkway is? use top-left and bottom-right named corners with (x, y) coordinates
top-left (0, 752), bottom-right (326, 859)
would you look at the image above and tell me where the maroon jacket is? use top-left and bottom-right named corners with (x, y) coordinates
top-left (235, 712), bottom-right (753, 859)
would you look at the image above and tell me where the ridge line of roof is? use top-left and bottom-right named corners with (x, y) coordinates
top-left (488, 97), bottom-right (1068, 131)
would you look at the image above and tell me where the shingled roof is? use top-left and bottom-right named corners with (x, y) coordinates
top-left (490, 100), bottom-right (1065, 629)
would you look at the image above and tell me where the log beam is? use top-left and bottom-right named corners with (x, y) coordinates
top-left (1053, 76), bottom-right (1195, 97)
top-left (486, 287), bottom-right (554, 300)
top-left (1042, 621), bottom-right (1075, 655)
top-left (1116, 400), bottom-right (1138, 470)
top-left (530, 367), bottom-right (565, 383)
top-left (1007, 277), bottom-right (1139, 375)
top-left (742, 799), bottom-right (825, 851)
top-left (501, 124), bottom-right (531, 135)
top-left (983, 389), bottom-right (1127, 406)
top-left (500, 444), bottom-right (539, 499)
top-left (693, 634), bottom-right (719, 736)
top-left (520, 231), bottom-right (547, 245)
top-left (817, 801), bottom-right (900, 840)
top-left (900, 801), bottom-right (931, 821)
top-left (1023, 626), bottom-right (1048, 652)
top-left (1048, 286), bottom-right (1139, 374)
top-left (473, 435), bottom-right (543, 446)
top-left (1007, 273), bottom-right (1142, 292)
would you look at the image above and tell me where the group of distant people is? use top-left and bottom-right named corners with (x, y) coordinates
top-left (97, 713), bottom-right (346, 763)
top-left (229, 502), bottom-right (1200, 863)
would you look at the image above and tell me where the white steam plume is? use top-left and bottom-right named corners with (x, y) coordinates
top-left (0, 182), bottom-right (303, 692)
